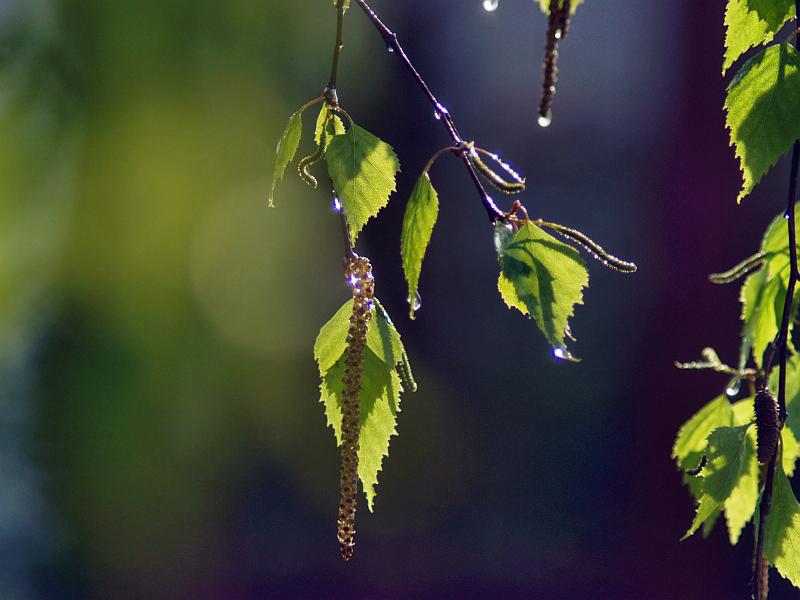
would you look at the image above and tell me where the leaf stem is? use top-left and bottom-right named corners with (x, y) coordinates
top-left (423, 145), bottom-right (461, 175)
top-left (352, 0), bottom-right (505, 222)
top-left (753, 7), bottom-right (800, 592)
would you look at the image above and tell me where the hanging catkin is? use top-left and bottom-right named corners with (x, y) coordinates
top-left (337, 255), bottom-right (375, 561)
top-left (539, 0), bottom-right (571, 125)
top-left (754, 388), bottom-right (779, 464)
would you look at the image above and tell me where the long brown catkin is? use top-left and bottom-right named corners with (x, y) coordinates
top-left (337, 256), bottom-right (375, 561)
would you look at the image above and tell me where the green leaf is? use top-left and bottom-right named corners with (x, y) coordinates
top-left (320, 349), bottom-right (402, 511)
top-left (313, 300), bottom-right (353, 373)
top-left (783, 427), bottom-right (800, 476)
top-left (724, 397), bottom-right (760, 544)
top-left (497, 222), bottom-right (588, 349)
top-left (723, 0), bottom-right (795, 74)
top-left (764, 461), bottom-right (800, 587)
top-left (683, 424), bottom-right (753, 539)
top-left (738, 207), bottom-right (800, 365)
top-left (314, 104), bottom-right (345, 149)
top-left (315, 299), bottom-right (413, 510)
top-left (702, 508), bottom-right (722, 538)
top-left (401, 174), bottom-right (439, 318)
top-left (326, 124), bottom-right (400, 245)
top-left (314, 299), bottom-right (407, 372)
top-left (673, 395), bottom-right (735, 471)
top-left (784, 356), bottom-right (800, 469)
top-left (722, 427), bottom-right (758, 545)
top-left (269, 107), bottom-right (305, 207)
top-left (766, 354), bottom-right (800, 475)
top-left (366, 302), bottom-right (406, 368)
top-left (725, 43), bottom-right (800, 202)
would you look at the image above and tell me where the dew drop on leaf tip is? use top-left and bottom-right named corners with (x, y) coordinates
top-left (407, 291), bottom-right (422, 313)
top-left (725, 376), bottom-right (741, 398)
top-left (482, 0), bottom-right (499, 12)
top-left (552, 345), bottom-right (578, 362)
top-left (332, 195), bottom-right (343, 212)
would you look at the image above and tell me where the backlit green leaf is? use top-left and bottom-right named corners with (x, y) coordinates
top-left (315, 299), bottom-right (414, 510)
top-left (737, 207), bottom-right (800, 365)
top-left (326, 124), bottom-right (400, 245)
top-left (683, 424), bottom-right (753, 539)
top-left (725, 43), bottom-right (800, 202)
top-left (269, 107), bottom-right (305, 207)
top-left (320, 349), bottom-right (402, 511)
top-left (764, 460), bottom-right (800, 587)
top-left (723, 0), bottom-right (795, 74)
top-left (314, 299), bottom-right (407, 372)
top-left (723, 424), bottom-right (758, 545)
top-left (401, 174), bottom-right (439, 318)
top-left (673, 395), bottom-right (735, 471)
top-left (314, 104), bottom-right (345, 149)
top-left (497, 222), bottom-right (588, 349)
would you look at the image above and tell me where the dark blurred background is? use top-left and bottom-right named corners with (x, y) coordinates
top-left (0, 0), bottom-right (797, 598)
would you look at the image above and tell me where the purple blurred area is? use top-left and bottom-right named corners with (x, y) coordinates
top-left (0, 0), bottom-right (797, 598)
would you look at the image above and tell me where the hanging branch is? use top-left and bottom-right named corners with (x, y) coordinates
top-left (752, 6), bottom-right (800, 592)
top-left (352, 0), bottom-right (505, 223)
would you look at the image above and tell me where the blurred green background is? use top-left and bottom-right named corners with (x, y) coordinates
top-left (1, 0), bottom-right (798, 598)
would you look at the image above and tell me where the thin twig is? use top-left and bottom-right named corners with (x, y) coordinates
top-left (326, 0), bottom-right (347, 103)
top-left (753, 6), bottom-right (800, 593)
top-left (326, 0), bottom-right (357, 258)
top-left (352, 0), bottom-right (505, 222)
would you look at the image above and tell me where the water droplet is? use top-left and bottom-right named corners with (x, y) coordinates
top-left (433, 111), bottom-right (441, 120)
top-left (785, 210), bottom-right (792, 220)
top-left (332, 195), bottom-right (343, 212)
top-left (726, 377), bottom-right (741, 398)
top-left (537, 112), bottom-right (552, 128)
top-left (482, 0), bottom-right (499, 11)
top-left (493, 222), bottom-right (514, 253)
top-left (407, 291), bottom-right (422, 313)
top-left (386, 45), bottom-right (395, 53)
top-left (552, 344), bottom-right (579, 362)
top-left (554, 29), bottom-right (562, 40)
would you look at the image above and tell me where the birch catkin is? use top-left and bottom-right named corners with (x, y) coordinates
top-left (337, 256), bottom-right (375, 561)
top-left (539, 0), bottom-right (571, 125)
top-left (754, 388), bottom-right (779, 464)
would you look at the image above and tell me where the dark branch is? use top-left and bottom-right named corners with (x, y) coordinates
top-left (352, 0), bottom-right (505, 223)
top-left (326, 0), bottom-right (346, 102)
top-left (326, 0), bottom-right (357, 257)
